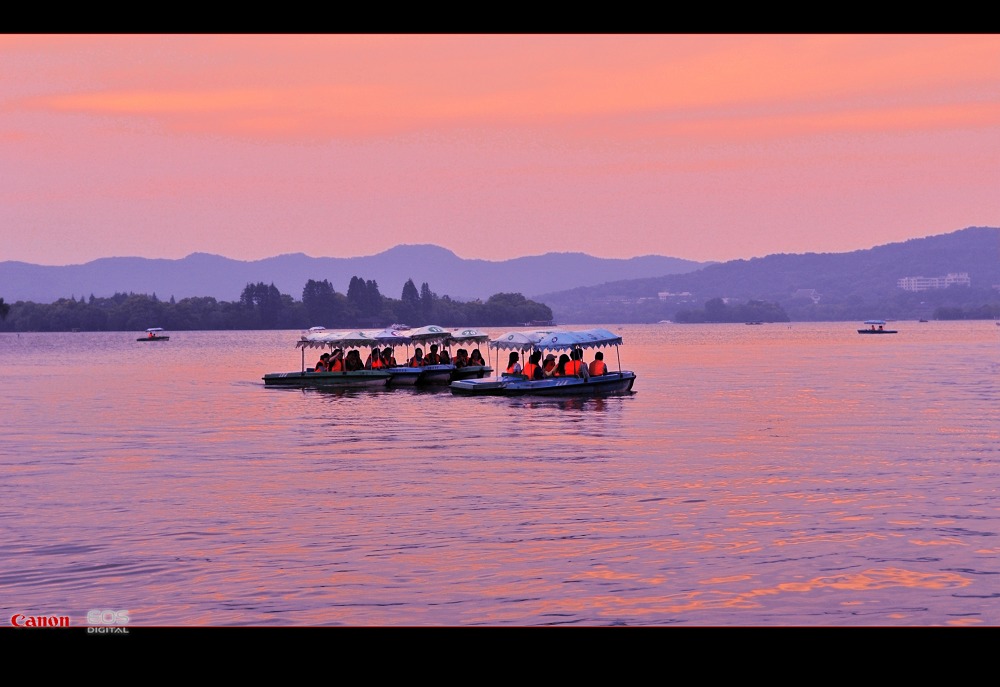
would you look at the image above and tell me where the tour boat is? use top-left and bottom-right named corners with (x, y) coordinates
top-left (262, 329), bottom-right (390, 388)
top-left (405, 325), bottom-right (456, 384)
top-left (857, 319), bottom-right (898, 334)
top-left (137, 327), bottom-right (169, 341)
top-left (449, 327), bottom-right (636, 397)
top-left (445, 328), bottom-right (494, 381)
top-left (365, 326), bottom-right (422, 386)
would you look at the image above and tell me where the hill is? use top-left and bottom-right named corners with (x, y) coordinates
top-left (0, 245), bottom-right (708, 305)
top-left (537, 226), bottom-right (1000, 323)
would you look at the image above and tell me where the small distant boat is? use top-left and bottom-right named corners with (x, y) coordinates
top-left (138, 327), bottom-right (169, 341)
top-left (745, 321), bottom-right (763, 325)
top-left (857, 319), bottom-right (897, 334)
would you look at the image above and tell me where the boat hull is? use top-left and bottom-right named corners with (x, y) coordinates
top-left (386, 367), bottom-right (423, 386)
top-left (138, 336), bottom-right (170, 341)
top-left (419, 364), bottom-right (456, 385)
top-left (450, 365), bottom-right (493, 381)
top-left (262, 370), bottom-right (390, 388)
top-left (450, 371), bottom-right (636, 397)
top-left (857, 330), bottom-right (897, 334)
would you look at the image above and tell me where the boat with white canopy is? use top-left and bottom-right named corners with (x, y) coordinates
top-left (857, 319), bottom-right (898, 334)
top-left (137, 327), bottom-right (169, 341)
top-left (405, 325), bottom-right (456, 384)
top-left (449, 327), bottom-right (636, 396)
top-left (365, 326), bottom-right (423, 386)
top-left (444, 327), bottom-right (494, 381)
top-left (262, 329), bottom-right (391, 388)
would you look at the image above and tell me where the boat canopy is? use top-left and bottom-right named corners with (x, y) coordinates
top-left (863, 320), bottom-right (887, 325)
top-left (489, 331), bottom-right (544, 351)
top-left (364, 327), bottom-right (412, 345)
top-left (446, 328), bottom-right (490, 345)
top-left (145, 327), bottom-right (165, 333)
top-left (296, 330), bottom-right (381, 349)
top-left (489, 328), bottom-right (624, 352)
top-left (406, 325), bottom-right (450, 344)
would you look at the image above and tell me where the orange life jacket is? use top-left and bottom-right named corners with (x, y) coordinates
top-left (589, 360), bottom-right (607, 376)
top-left (425, 352), bottom-right (440, 364)
top-left (523, 362), bottom-right (540, 379)
top-left (329, 359), bottom-right (344, 372)
top-left (506, 363), bottom-right (520, 374)
top-left (409, 356), bottom-right (424, 367)
top-left (371, 357), bottom-right (384, 369)
top-left (565, 360), bottom-right (583, 376)
top-left (314, 361), bottom-right (327, 372)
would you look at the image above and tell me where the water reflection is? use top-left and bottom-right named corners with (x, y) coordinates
top-left (2, 323), bottom-right (999, 626)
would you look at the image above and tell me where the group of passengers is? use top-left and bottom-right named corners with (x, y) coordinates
top-left (313, 346), bottom-right (398, 372)
top-left (505, 348), bottom-right (608, 380)
top-left (313, 344), bottom-right (490, 372)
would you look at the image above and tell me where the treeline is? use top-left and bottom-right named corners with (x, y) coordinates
top-left (0, 277), bottom-right (553, 332)
top-left (675, 298), bottom-right (790, 323)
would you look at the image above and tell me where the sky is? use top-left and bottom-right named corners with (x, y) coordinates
top-left (2, 34), bottom-right (999, 267)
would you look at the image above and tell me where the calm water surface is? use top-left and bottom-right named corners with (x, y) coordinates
top-left (2, 322), bottom-right (999, 626)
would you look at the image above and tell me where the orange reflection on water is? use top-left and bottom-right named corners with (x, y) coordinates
top-left (774, 567), bottom-right (969, 592)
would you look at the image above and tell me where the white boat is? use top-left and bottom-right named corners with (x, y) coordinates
top-left (365, 326), bottom-right (422, 386)
top-left (137, 327), bottom-right (169, 341)
top-left (405, 325), bottom-right (456, 385)
top-left (444, 328), bottom-right (494, 381)
top-left (857, 319), bottom-right (898, 334)
top-left (449, 327), bottom-right (636, 397)
top-left (262, 329), bottom-right (390, 388)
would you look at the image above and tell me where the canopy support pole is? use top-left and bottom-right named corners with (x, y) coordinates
top-left (615, 345), bottom-right (621, 373)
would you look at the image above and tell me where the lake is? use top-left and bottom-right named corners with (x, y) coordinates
top-left (2, 321), bottom-right (998, 627)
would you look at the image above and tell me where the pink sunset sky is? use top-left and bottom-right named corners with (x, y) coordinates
top-left (2, 34), bottom-right (998, 266)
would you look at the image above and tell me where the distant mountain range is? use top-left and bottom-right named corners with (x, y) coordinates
top-left (0, 245), bottom-right (709, 305)
top-left (538, 226), bottom-right (1000, 323)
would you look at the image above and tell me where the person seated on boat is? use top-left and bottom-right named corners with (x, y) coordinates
top-left (366, 346), bottom-right (384, 370)
top-left (313, 352), bottom-right (330, 372)
top-left (878, 324), bottom-right (884, 331)
top-left (542, 353), bottom-right (557, 377)
top-left (439, 348), bottom-right (451, 365)
top-left (325, 349), bottom-right (344, 372)
top-left (504, 351), bottom-right (522, 376)
top-left (345, 350), bottom-right (364, 371)
top-left (409, 347), bottom-right (425, 367)
top-left (522, 350), bottom-right (544, 380)
top-left (589, 351), bottom-right (607, 376)
top-left (453, 348), bottom-right (469, 368)
top-left (564, 348), bottom-right (589, 379)
top-left (554, 353), bottom-right (570, 376)
top-left (469, 349), bottom-right (486, 367)
top-left (381, 347), bottom-right (397, 368)
top-left (425, 344), bottom-right (442, 365)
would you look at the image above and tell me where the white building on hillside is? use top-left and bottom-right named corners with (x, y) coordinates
top-left (897, 272), bottom-right (971, 291)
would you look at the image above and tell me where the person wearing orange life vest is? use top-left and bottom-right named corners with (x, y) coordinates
top-left (381, 347), bottom-right (397, 367)
top-left (328, 349), bottom-right (345, 372)
top-left (409, 347), bottom-right (425, 367)
top-left (589, 351), bottom-right (607, 376)
top-left (564, 348), bottom-right (589, 379)
top-left (366, 347), bottom-right (383, 369)
top-left (505, 351), bottom-right (522, 376)
top-left (425, 344), bottom-right (441, 365)
top-left (542, 353), bottom-right (557, 377)
top-left (522, 350), bottom-right (543, 380)
top-left (469, 349), bottom-right (486, 367)
top-left (313, 352), bottom-right (329, 372)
